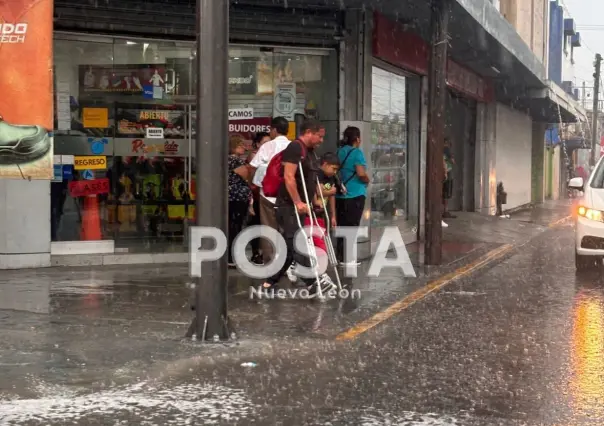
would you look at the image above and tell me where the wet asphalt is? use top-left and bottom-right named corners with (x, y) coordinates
top-left (4, 209), bottom-right (604, 425)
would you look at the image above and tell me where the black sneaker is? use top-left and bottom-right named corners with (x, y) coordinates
top-left (0, 116), bottom-right (51, 164)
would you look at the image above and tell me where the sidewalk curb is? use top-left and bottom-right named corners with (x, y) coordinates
top-left (335, 214), bottom-right (572, 341)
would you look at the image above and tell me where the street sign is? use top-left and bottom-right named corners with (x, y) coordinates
top-left (82, 169), bottom-right (94, 180)
top-left (68, 178), bottom-right (110, 197)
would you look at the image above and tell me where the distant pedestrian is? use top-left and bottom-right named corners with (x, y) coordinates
top-left (228, 137), bottom-right (252, 267)
top-left (443, 138), bottom-right (456, 221)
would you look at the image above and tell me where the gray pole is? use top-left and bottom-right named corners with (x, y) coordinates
top-left (582, 81), bottom-right (586, 109)
top-left (591, 54), bottom-right (602, 167)
top-left (189, 0), bottom-right (231, 341)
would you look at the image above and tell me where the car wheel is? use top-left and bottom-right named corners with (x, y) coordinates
top-left (576, 252), bottom-right (599, 270)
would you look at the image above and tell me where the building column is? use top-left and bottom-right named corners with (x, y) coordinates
top-left (0, 180), bottom-right (51, 269)
top-left (474, 102), bottom-right (497, 215)
top-left (340, 8), bottom-right (373, 260)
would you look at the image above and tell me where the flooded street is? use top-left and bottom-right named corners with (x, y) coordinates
top-left (4, 216), bottom-right (604, 425)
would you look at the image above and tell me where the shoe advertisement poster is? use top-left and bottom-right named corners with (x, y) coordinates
top-left (0, 0), bottom-right (53, 179)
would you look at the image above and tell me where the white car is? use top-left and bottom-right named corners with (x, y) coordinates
top-left (569, 161), bottom-right (604, 270)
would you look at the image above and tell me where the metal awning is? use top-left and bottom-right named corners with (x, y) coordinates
top-left (518, 81), bottom-right (588, 123)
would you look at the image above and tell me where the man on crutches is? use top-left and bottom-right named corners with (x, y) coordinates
top-left (261, 118), bottom-right (336, 296)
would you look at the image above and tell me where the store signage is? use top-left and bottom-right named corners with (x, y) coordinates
top-left (274, 83), bottom-right (296, 120)
top-left (228, 118), bottom-right (271, 135)
top-left (82, 169), bottom-right (95, 180)
top-left (62, 165), bottom-right (73, 180)
top-left (69, 178), bottom-right (110, 197)
top-left (0, 0), bottom-right (53, 179)
top-left (229, 75), bottom-right (254, 85)
top-left (131, 139), bottom-right (180, 155)
top-left (446, 60), bottom-right (493, 103)
top-left (0, 23), bottom-right (27, 44)
top-left (82, 107), bottom-right (109, 128)
top-left (52, 165), bottom-right (63, 182)
top-left (146, 127), bottom-right (164, 139)
top-left (228, 108), bottom-right (254, 119)
top-left (87, 137), bottom-right (108, 154)
top-left (139, 111), bottom-right (169, 120)
top-left (74, 156), bottom-right (107, 170)
top-left (372, 12), bottom-right (494, 103)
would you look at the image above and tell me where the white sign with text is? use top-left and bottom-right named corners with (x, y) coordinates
top-left (146, 127), bottom-right (164, 139)
top-left (228, 108), bottom-right (254, 120)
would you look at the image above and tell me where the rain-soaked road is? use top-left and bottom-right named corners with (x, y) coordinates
top-left (4, 218), bottom-right (604, 425)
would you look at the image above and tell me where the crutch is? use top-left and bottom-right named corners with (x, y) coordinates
top-left (314, 176), bottom-right (343, 292)
top-left (293, 161), bottom-right (326, 299)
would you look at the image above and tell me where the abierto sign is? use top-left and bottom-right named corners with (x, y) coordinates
top-left (0, 0), bottom-right (53, 179)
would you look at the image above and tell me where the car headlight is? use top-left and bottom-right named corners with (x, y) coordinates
top-left (578, 206), bottom-right (604, 222)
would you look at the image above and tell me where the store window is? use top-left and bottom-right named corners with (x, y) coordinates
top-left (51, 34), bottom-right (337, 252)
top-left (370, 66), bottom-right (420, 237)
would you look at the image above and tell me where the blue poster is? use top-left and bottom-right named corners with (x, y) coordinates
top-left (62, 165), bottom-right (73, 180)
top-left (143, 85), bottom-right (154, 99)
top-left (52, 165), bottom-right (63, 182)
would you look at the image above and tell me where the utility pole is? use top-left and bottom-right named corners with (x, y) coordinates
top-left (425, 0), bottom-right (450, 265)
top-left (582, 81), bottom-right (586, 109)
top-left (187, 0), bottom-right (231, 341)
top-left (591, 53), bottom-right (602, 167)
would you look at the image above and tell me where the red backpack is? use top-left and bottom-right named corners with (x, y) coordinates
top-left (262, 140), bottom-right (307, 197)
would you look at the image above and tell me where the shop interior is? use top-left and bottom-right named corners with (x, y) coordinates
top-left (51, 35), bottom-right (337, 253)
top-left (370, 65), bottom-right (421, 240)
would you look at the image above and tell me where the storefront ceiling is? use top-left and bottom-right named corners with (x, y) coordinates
top-left (54, 0), bottom-right (343, 46)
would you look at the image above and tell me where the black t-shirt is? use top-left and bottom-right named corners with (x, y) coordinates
top-left (314, 170), bottom-right (337, 214)
top-left (276, 140), bottom-right (319, 208)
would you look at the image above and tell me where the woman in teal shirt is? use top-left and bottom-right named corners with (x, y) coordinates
top-left (335, 126), bottom-right (370, 265)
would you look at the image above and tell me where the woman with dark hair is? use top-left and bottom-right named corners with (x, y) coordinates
top-left (228, 136), bottom-right (252, 267)
top-left (246, 131), bottom-right (271, 265)
top-left (335, 126), bottom-right (370, 265)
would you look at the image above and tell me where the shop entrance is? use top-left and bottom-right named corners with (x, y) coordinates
top-left (445, 91), bottom-right (477, 212)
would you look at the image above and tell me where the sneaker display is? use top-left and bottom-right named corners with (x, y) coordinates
top-left (0, 116), bottom-right (51, 164)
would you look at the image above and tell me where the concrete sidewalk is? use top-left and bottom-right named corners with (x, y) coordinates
top-left (0, 201), bottom-right (572, 401)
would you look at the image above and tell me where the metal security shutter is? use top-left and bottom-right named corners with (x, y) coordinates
top-left (54, 0), bottom-right (343, 46)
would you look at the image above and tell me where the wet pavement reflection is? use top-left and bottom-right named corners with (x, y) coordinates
top-left (6, 204), bottom-right (604, 425)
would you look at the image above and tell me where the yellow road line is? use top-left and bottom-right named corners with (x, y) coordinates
top-left (335, 243), bottom-right (514, 341)
top-left (548, 215), bottom-right (571, 228)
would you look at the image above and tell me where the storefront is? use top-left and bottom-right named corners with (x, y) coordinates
top-left (444, 86), bottom-right (478, 213)
top-left (370, 63), bottom-right (422, 242)
top-left (50, 31), bottom-right (339, 255)
top-left (371, 12), bottom-right (494, 243)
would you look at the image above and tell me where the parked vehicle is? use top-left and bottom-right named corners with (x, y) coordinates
top-left (569, 156), bottom-right (604, 270)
